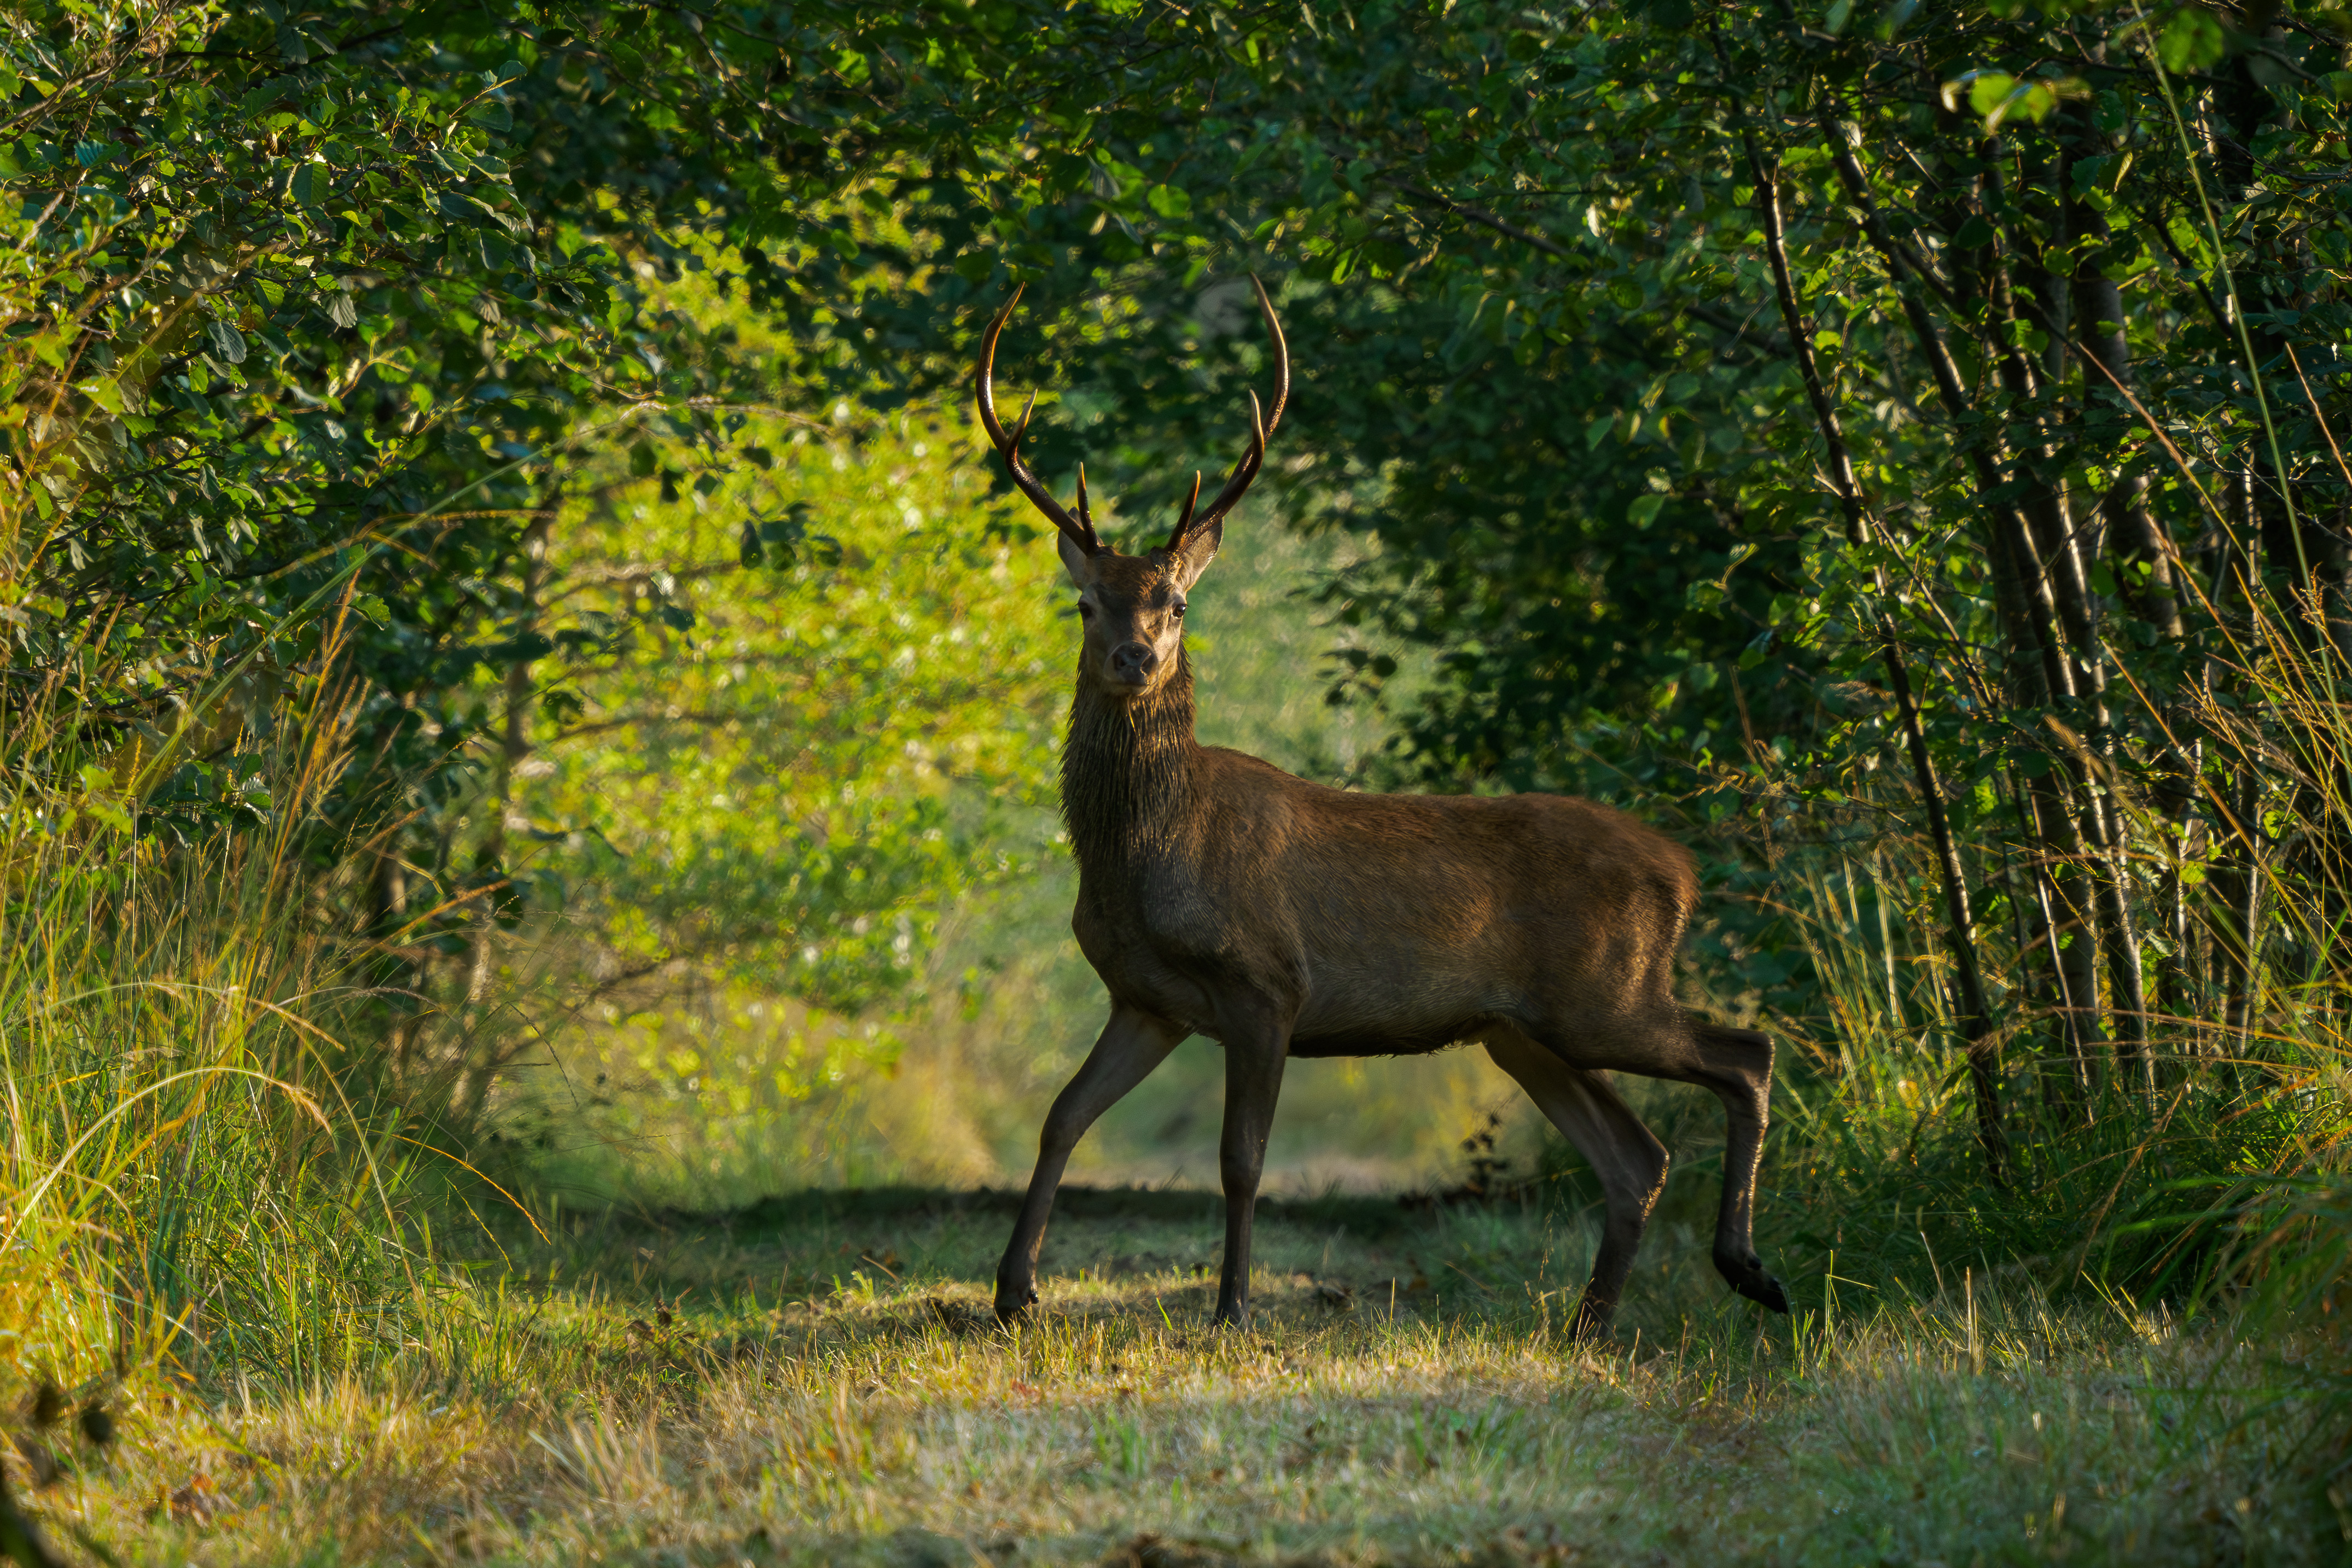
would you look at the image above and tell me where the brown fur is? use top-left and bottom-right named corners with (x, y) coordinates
top-left (994, 544), bottom-right (1790, 1336)
top-left (975, 283), bottom-right (1784, 1336)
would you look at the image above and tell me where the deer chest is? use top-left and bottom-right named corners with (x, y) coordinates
top-left (1069, 868), bottom-right (1296, 1033)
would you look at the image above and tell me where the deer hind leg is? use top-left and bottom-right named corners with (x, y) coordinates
top-left (1684, 1022), bottom-right (1789, 1314)
top-left (994, 1006), bottom-right (1185, 1325)
top-left (1483, 1028), bottom-right (1668, 1340)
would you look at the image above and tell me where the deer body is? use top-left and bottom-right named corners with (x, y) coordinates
top-left (976, 281), bottom-right (1789, 1337)
top-left (1065, 661), bottom-right (1696, 1062)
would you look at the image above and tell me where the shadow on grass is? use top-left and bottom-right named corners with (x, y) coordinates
top-left (714, 1184), bottom-right (1441, 1241)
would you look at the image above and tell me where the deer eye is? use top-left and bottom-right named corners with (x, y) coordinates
top-left (1171, 600), bottom-right (1186, 619)
top-left (1076, 600), bottom-right (1094, 618)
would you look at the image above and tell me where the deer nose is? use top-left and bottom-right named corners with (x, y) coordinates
top-left (1108, 642), bottom-right (1156, 683)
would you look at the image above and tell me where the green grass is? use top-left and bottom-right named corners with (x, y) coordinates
top-left (4, 1187), bottom-right (2338, 1566)
top-left (0, 748), bottom-right (442, 1401)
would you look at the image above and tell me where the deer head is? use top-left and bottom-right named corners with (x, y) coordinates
top-left (975, 278), bottom-right (1289, 699)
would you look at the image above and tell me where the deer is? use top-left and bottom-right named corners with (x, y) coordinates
top-left (975, 278), bottom-right (1791, 1339)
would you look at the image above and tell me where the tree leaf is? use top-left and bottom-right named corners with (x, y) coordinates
top-left (206, 320), bottom-right (247, 365)
top-left (2157, 7), bottom-right (2226, 73)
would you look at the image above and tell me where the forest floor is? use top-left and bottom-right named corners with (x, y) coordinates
top-left (16, 1188), bottom-right (2341, 1567)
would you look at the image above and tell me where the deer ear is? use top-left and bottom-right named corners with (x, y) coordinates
top-left (1171, 515), bottom-right (1224, 591)
top-left (1057, 529), bottom-right (1099, 589)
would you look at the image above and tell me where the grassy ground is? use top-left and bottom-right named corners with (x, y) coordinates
top-left (10, 1187), bottom-right (2337, 1567)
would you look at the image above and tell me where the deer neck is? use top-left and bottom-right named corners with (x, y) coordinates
top-left (1061, 650), bottom-right (1202, 869)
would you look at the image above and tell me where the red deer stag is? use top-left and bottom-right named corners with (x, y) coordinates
top-left (976, 279), bottom-right (1789, 1337)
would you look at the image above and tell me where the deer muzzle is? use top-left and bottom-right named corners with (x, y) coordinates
top-left (1108, 642), bottom-right (1157, 687)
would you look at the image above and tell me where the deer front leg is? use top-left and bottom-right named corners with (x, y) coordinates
top-left (1689, 1024), bottom-right (1789, 1314)
top-left (1214, 1011), bottom-right (1290, 1327)
top-left (995, 1006), bottom-right (1185, 1325)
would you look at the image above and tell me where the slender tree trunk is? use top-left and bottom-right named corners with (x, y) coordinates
top-left (1827, 115), bottom-right (2179, 1122)
top-left (2208, 465), bottom-right (2266, 1065)
top-left (1739, 121), bottom-right (2005, 1176)
top-left (2016, 760), bottom-right (2100, 1111)
top-left (2215, 769), bottom-right (2264, 1067)
top-left (1923, 119), bottom-right (2082, 1080)
top-left (2073, 192), bottom-right (2199, 1069)
top-left (462, 505), bottom-right (552, 1117)
top-left (1981, 184), bottom-right (2152, 1091)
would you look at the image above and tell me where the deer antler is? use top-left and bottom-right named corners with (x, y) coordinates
top-left (975, 286), bottom-right (1103, 556)
top-left (1167, 273), bottom-right (1290, 555)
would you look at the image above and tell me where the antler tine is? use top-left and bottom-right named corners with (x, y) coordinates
top-left (975, 287), bottom-right (1103, 555)
top-left (1171, 470), bottom-right (1202, 545)
top-left (1075, 463), bottom-right (1094, 532)
top-left (1250, 272), bottom-right (1291, 436)
top-left (1167, 273), bottom-right (1290, 552)
top-left (973, 287), bottom-right (1026, 455)
top-left (1176, 387), bottom-right (1269, 548)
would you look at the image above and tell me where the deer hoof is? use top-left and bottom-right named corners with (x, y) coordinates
top-left (1715, 1250), bottom-right (1790, 1314)
top-left (993, 1285), bottom-right (1039, 1325)
top-left (1732, 1269), bottom-right (1790, 1314)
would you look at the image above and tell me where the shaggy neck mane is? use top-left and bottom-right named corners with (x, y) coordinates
top-left (1061, 649), bottom-right (1201, 868)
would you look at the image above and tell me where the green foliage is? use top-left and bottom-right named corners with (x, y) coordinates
top-left (510, 393), bottom-right (1069, 1101)
top-left (538, 414), bottom-right (1055, 1006)
top-left (0, 0), bottom-right (1183, 1380)
top-left (2, 0), bottom-right (2347, 1426)
top-left (3, 0), bottom-right (621, 837)
top-left (0, 0), bottom-right (1195, 972)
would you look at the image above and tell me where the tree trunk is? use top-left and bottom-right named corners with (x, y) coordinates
top-left (1738, 116), bottom-right (2005, 1175)
top-left (2208, 464), bottom-right (2266, 1065)
top-left (461, 504), bottom-right (552, 1118)
top-left (2072, 201), bottom-right (2199, 1067)
top-left (1983, 199), bottom-right (2151, 1093)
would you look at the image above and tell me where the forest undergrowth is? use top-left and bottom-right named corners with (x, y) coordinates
top-left (0, 728), bottom-right (2341, 1566)
top-left (0, 1186), bottom-right (2341, 1566)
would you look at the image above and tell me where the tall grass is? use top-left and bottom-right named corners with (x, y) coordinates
top-left (0, 662), bottom-right (454, 1393)
top-left (1612, 559), bottom-right (2352, 1477)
